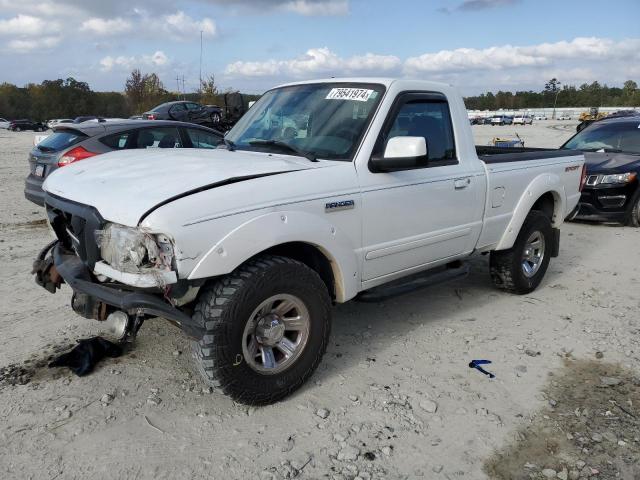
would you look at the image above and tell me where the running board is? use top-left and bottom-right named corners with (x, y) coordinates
top-left (355, 262), bottom-right (470, 303)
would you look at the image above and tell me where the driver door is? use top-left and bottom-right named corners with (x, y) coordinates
top-left (358, 93), bottom-right (485, 283)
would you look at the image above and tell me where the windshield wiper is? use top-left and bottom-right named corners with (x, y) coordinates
top-left (223, 138), bottom-right (236, 151)
top-left (248, 140), bottom-right (317, 162)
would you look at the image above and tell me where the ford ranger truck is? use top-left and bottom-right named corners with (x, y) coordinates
top-left (33, 79), bottom-right (586, 405)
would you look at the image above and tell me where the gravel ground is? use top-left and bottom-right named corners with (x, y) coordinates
top-left (1, 122), bottom-right (638, 479)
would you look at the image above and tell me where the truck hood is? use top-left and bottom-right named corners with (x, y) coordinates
top-left (43, 148), bottom-right (324, 226)
top-left (584, 151), bottom-right (640, 174)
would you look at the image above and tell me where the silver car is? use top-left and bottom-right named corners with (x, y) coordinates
top-left (25, 120), bottom-right (223, 206)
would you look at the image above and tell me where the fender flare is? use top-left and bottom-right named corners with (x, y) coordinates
top-left (495, 173), bottom-right (566, 251)
top-left (187, 210), bottom-right (359, 303)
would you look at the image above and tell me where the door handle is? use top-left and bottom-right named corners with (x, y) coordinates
top-left (454, 177), bottom-right (471, 189)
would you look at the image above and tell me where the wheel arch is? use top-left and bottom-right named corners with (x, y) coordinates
top-left (186, 211), bottom-right (359, 303)
top-left (258, 242), bottom-right (339, 302)
top-left (495, 176), bottom-right (565, 251)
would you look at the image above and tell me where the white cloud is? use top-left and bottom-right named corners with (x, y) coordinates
top-left (281, 0), bottom-right (348, 15)
top-left (223, 37), bottom-right (640, 94)
top-left (80, 17), bottom-right (132, 35)
top-left (7, 36), bottom-right (61, 52)
top-left (100, 50), bottom-right (169, 72)
top-left (197, 0), bottom-right (348, 16)
top-left (0, 14), bottom-right (60, 36)
top-left (160, 11), bottom-right (216, 40)
top-left (404, 37), bottom-right (640, 74)
top-left (225, 47), bottom-right (400, 77)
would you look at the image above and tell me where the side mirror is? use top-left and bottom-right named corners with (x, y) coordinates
top-left (370, 136), bottom-right (428, 172)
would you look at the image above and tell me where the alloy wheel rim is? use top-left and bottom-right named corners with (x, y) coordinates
top-left (521, 231), bottom-right (545, 278)
top-left (241, 294), bottom-right (310, 375)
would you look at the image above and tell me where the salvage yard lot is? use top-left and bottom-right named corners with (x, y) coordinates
top-left (1, 123), bottom-right (639, 479)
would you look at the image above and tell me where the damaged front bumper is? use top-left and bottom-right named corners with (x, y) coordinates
top-left (33, 241), bottom-right (204, 339)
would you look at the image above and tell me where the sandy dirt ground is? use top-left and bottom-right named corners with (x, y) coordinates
top-left (1, 122), bottom-right (638, 480)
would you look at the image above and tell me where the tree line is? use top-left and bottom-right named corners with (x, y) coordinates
top-left (1, 74), bottom-right (638, 121)
top-left (0, 70), bottom-right (256, 121)
top-left (464, 80), bottom-right (640, 111)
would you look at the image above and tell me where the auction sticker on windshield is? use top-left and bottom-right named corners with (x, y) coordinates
top-left (326, 88), bottom-right (375, 102)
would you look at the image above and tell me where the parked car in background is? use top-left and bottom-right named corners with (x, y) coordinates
top-left (47, 119), bottom-right (73, 129)
top-left (534, 114), bottom-right (548, 120)
top-left (25, 120), bottom-right (223, 206)
top-left (557, 114), bottom-right (572, 121)
top-left (143, 101), bottom-right (222, 127)
top-left (73, 115), bottom-right (103, 123)
top-left (0, 118), bottom-right (11, 129)
top-left (9, 119), bottom-right (48, 132)
top-left (491, 114), bottom-right (513, 126)
top-left (513, 114), bottom-right (533, 125)
top-left (563, 115), bottom-right (640, 226)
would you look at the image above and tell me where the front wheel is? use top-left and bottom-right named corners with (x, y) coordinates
top-left (626, 190), bottom-right (640, 227)
top-left (490, 211), bottom-right (553, 294)
top-left (191, 255), bottom-right (332, 405)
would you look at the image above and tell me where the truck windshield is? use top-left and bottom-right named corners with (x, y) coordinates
top-left (225, 83), bottom-right (385, 161)
top-left (562, 120), bottom-right (640, 155)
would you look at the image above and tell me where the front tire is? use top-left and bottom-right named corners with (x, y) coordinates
top-left (626, 190), bottom-right (640, 227)
top-left (490, 211), bottom-right (553, 294)
top-left (191, 255), bottom-right (331, 405)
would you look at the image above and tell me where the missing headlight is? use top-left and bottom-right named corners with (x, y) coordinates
top-left (95, 223), bottom-right (174, 273)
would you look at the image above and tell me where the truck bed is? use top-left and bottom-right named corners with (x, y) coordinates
top-left (476, 146), bottom-right (581, 164)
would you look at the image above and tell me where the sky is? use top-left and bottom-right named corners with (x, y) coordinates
top-left (0, 0), bottom-right (639, 95)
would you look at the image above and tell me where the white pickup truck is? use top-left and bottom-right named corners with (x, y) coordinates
top-left (34, 78), bottom-right (585, 404)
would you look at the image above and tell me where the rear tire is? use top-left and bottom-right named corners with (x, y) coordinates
top-left (490, 211), bottom-right (553, 294)
top-left (191, 255), bottom-right (331, 405)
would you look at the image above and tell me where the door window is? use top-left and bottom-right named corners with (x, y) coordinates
top-left (185, 128), bottom-right (222, 149)
top-left (379, 97), bottom-right (457, 165)
top-left (136, 128), bottom-right (183, 148)
top-left (169, 104), bottom-right (187, 116)
top-left (100, 132), bottom-right (132, 150)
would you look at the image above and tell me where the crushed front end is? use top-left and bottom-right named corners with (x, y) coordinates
top-left (33, 193), bottom-right (204, 339)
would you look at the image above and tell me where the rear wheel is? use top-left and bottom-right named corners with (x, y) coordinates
top-left (490, 211), bottom-right (553, 294)
top-left (191, 255), bottom-right (332, 405)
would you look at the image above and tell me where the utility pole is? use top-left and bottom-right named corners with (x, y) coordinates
top-left (176, 75), bottom-right (181, 96)
top-left (199, 30), bottom-right (203, 96)
top-left (182, 75), bottom-right (186, 99)
top-left (552, 84), bottom-right (562, 120)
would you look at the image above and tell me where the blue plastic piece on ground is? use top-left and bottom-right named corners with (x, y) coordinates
top-left (469, 359), bottom-right (495, 378)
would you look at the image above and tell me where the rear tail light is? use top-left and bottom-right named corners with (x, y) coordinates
top-left (579, 164), bottom-right (587, 192)
top-left (58, 146), bottom-right (98, 167)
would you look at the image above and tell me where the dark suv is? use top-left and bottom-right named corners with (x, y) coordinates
top-left (143, 101), bottom-right (222, 127)
top-left (25, 120), bottom-right (223, 206)
top-left (562, 116), bottom-right (640, 226)
top-left (9, 119), bottom-right (48, 132)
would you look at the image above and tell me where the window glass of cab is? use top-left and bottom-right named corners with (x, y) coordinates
top-left (186, 128), bottom-right (222, 149)
top-left (386, 100), bottom-right (456, 162)
top-left (136, 127), bottom-right (183, 148)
